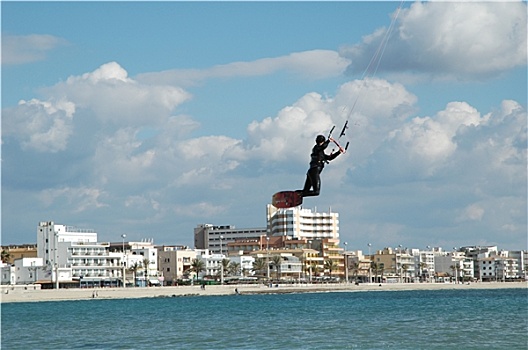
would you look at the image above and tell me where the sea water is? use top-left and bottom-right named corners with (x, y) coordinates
top-left (1, 288), bottom-right (527, 349)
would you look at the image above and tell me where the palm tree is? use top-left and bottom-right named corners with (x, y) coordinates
top-left (449, 265), bottom-right (456, 283)
top-left (324, 259), bottom-right (338, 279)
top-left (221, 258), bottom-right (230, 278)
top-left (271, 255), bottom-right (282, 281)
top-left (128, 262), bottom-right (140, 287)
top-left (419, 262), bottom-right (428, 282)
top-left (1, 249), bottom-right (11, 264)
top-left (378, 263), bottom-right (385, 283)
top-left (228, 261), bottom-right (241, 277)
top-left (401, 264), bottom-right (409, 283)
top-left (370, 262), bottom-right (379, 283)
top-left (189, 258), bottom-right (205, 282)
top-left (252, 258), bottom-right (267, 278)
top-left (349, 261), bottom-right (359, 283)
top-left (142, 258), bottom-right (150, 286)
top-left (310, 261), bottom-right (321, 279)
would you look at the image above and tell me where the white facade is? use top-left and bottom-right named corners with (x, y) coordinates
top-left (37, 221), bottom-right (125, 287)
top-left (37, 221), bottom-right (97, 266)
top-left (12, 258), bottom-right (44, 285)
top-left (229, 255), bottom-right (255, 277)
top-left (435, 253), bottom-right (474, 282)
top-left (1, 258), bottom-right (44, 285)
top-left (413, 249), bottom-right (435, 281)
top-left (267, 205), bottom-right (339, 240)
top-left (1, 263), bottom-right (16, 285)
top-left (196, 249), bottom-right (224, 279)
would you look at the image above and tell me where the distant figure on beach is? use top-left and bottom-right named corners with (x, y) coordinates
top-left (235, 288), bottom-right (239, 295)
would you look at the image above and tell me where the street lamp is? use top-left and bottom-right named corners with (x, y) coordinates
top-left (398, 244), bottom-right (403, 283)
top-left (54, 232), bottom-right (59, 290)
top-left (266, 236), bottom-right (270, 281)
top-left (426, 246), bottom-right (432, 283)
top-left (453, 247), bottom-right (458, 284)
top-left (220, 235), bottom-right (224, 285)
top-left (308, 240), bottom-right (312, 283)
top-left (343, 242), bottom-right (348, 284)
top-left (368, 243), bottom-right (372, 284)
top-left (121, 234), bottom-right (127, 288)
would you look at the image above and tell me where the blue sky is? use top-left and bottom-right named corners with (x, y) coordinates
top-left (2, 1), bottom-right (527, 252)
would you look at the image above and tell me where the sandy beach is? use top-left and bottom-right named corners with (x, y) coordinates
top-left (2, 281), bottom-right (526, 303)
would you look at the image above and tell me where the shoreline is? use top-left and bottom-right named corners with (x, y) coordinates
top-left (2, 281), bottom-right (526, 303)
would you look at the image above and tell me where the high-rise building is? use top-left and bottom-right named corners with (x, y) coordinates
top-left (266, 205), bottom-right (339, 240)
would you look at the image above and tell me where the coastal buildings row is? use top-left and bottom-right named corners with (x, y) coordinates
top-left (2, 206), bottom-right (527, 287)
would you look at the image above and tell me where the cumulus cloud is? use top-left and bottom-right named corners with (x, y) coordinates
top-left (352, 99), bottom-right (526, 184)
top-left (41, 62), bottom-right (191, 126)
top-left (2, 98), bottom-right (75, 152)
top-left (136, 50), bottom-right (351, 86)
top-left (457, 203), bottom-right (485, 222)
top-left (387, 101), bottom-right (483, 172)
top-left (2, 62), bottom-right (193, 155)
top-left (2, 34), bottom-right (67, 65)
top-left (342, 1), bottom-right (527, 80)
top-left (38, 186), bottom-right (107, 213)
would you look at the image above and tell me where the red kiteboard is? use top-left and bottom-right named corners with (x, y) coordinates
top-left (272, 191), bottom-right (303, 208)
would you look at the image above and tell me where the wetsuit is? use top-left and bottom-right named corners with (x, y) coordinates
top-left (300, 140), bottom-right (341, 197)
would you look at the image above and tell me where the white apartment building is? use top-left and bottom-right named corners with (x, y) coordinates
top-left (468, 248), bottom-right (525, 281)
top-left (194, 224), bottom-right (267, 255)
top-left (37, 221), bottom-right (124, 287)
top-left (435, 253), bottom-right (475, 282)
top-left (229, 255), bottom-right (255, 277)
top-left (195, 249), bottom-right (224, 280)
top-left (126, 240), bottom-right (160, 286)
top-left (266, 205), bottom-right (339, 240)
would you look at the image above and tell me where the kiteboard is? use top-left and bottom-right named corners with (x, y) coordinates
top-left (272, 190), bottom-right (303, 209)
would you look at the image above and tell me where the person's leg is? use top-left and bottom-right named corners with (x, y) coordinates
top-left (302, 173), bottom-right (312, 193)
top-left (302, 167), bottom-right (321, 197)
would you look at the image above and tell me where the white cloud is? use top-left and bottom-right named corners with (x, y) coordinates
top-left (387, 101), bottom-right (483, 172)
top-left (173, 201), bottom-right (227, 218)
top-left (136, 50), bottom-right (351, 86)
top-left (93, 127), bottom-right (157, 186)
top-left (2, 34), bottom-right (67, 65)
top-left (3, 62), bottom-right (193, 155)
top-left (457, 203), bottom-right (485, 222)
top-left (2, 98), bottom-right (75, 152)
top-left (38, 186), bottom-right (107, 213)
top-left (350, 97), bottom-right (526, 191)
top-left (42, 62), bottom-right (191, 126)
top-left (342, 1), bottom-right (527, 80)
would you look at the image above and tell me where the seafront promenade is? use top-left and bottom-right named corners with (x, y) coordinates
top-left (2, 281), bottom-right (526, 303)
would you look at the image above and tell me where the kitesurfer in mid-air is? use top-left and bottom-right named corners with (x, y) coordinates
top-left (298, 134), bottom-right (343, 197)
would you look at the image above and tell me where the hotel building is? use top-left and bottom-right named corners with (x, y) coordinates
top-left (266, 205), bottom-right (339, 240)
